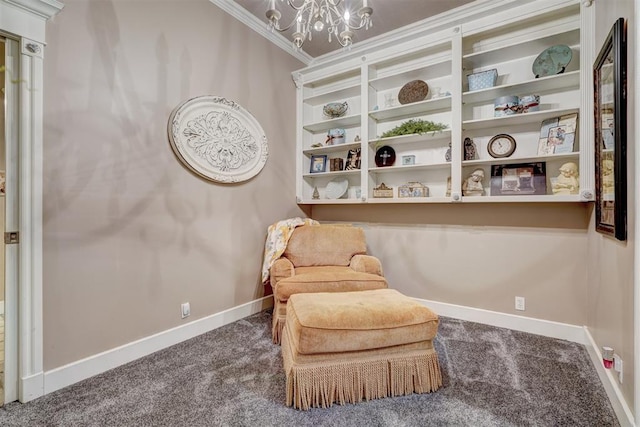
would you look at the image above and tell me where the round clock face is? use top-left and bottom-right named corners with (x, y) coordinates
top-left (487, 134), bottom-right (516, 158)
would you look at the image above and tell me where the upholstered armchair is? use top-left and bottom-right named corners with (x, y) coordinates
top-left (270, 224), bottom-right (388, 344)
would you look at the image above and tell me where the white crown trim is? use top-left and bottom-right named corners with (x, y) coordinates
top-left (3, 0), bottom-right (64, 19)
top-left (208, 0), bottom-right (312, 65)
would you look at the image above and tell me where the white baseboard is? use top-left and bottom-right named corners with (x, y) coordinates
top-left (20, 372), bottom-right (44, 403)
top-left (43, 296), bottom-right (274, 395)
top-left (414, 298), bottom-right (586, 344)
top-left (414, 298), bottom-right (633, 427)
top-left (583, 328), bottom-right (635, 427)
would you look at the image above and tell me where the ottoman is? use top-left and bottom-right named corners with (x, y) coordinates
top-left (281, 288), bottom-right (442, 410)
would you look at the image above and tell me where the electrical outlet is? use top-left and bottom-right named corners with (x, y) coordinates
top-left (613, 354), bottom-right (623, 383)
top-left (181, 302), bottom-right (191, 319)
top-left (515, 296), bottom-right (525, 311)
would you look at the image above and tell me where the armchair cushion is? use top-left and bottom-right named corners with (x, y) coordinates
top-left (274, 266), bottom-right (387, 302)
top-left (270, 258), bottom-right (294, 285)
top-left (283, 225), bottom-right (367, 267)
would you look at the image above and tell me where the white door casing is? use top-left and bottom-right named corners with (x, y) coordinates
top-left (0, 0), bottom-right (63, 403)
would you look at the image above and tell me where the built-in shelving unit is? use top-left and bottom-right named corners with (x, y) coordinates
top-left (294, 0), bottom-right (593, 205)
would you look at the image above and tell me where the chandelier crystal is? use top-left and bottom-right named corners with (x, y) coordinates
top-left (266, 0), bottom-right (373, 50)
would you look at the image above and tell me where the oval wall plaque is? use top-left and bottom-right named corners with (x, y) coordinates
top-left (168, 96), bottom-right (268, 183)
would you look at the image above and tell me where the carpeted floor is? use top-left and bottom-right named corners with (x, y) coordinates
top-left (0, 310), bottom-right (619, 426)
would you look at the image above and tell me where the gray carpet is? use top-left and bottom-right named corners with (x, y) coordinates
top-left (0, 310), bottom-right (619, 426)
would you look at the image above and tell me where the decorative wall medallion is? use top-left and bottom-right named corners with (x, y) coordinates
top-left (168, 96), bottom-right (268, 183)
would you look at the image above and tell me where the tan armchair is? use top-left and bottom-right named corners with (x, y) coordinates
top-left (270, 224), bottom-right (387, 344)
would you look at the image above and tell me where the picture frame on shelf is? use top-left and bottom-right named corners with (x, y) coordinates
top-left (310, 154), bottom-right (328, 173)
top-left (490, 162), bottom-right (547, 196)
top-left (398, 182), bottom-right (429, 198)
top-left (594, 17), bottom-right (627, 241)
top-left (345, 148), bottom-right (361, 170)
top-left (536, 113), bottom-right (578, 155)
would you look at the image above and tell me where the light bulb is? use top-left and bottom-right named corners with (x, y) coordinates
top-left (313, 20), bottom-right (324, 31)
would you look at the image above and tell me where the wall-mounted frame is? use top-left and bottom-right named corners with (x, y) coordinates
top-left (594, 18), bottom-right (627, 241)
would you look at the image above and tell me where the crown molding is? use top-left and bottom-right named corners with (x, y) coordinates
top-left (208, 0), bottom-right (312, 65)
top-left (2, 0), bottom-right (64, 19)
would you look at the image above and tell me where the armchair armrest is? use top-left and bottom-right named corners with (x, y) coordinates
top-left (349, 254), bottom-right (384, 277)
top-left (270, 257), bottom-right (294, 288)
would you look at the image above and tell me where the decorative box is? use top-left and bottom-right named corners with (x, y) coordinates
top-left (325, 128), bottom-right (345, 145)
top-left (494, 95), bottom-right (521, 117)
top-left (372, 182), bottom-right (393, 198)
top-left (330, 158), bottom-right (343, 171)
top-left (467, 69), bottom-right (498, 91)
top-left (398, 182), bottom-right (429, 198)
top-left (401, 155), bottom-right (416, 166)
top-left (519, 94), bottom-right (540, 113)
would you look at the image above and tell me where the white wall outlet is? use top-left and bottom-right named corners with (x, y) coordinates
top-left (613, 354), bottom-right (623, 383)
top-left (515, 296), bottom-right (525, 311)
top-left (181, 302), bottom-right (191, 319)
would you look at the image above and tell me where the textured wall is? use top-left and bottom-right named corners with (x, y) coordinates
top-left (587, 0), bottom-right (636, 412)
top-left (42, 0), bottom-right (304, 370)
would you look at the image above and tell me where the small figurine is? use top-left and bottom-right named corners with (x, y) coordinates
top-left (464, 137), bottom-right (477, 161)
top-left (354, 135), bottom-right (361, 142)
top-left (445, 176), bottom-right (452, 197)
top-left (445, 142), bottom-right (452, 162)
top-left (552, 162), bottom-right (579, 195)
top-left (462, 168), bottom-right (485, 196)
top-left (312, 186), bottom-right (320, 199)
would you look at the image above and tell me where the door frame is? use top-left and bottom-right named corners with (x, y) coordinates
top-left (0, 0), bottom-right (63, 403)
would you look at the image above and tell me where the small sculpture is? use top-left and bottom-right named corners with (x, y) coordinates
top-left (552, 162), bottom-right (579, 195)
top-left (312, 186), bottom-right (320, 199)
top-left (462, 168), bottom-right (485, 196)
top-left (464, 137), bottom-right (477, 160)
top-left (445, 143), bottom-right (452, 162)
top-left (445, 176), bottom-right (452, 197)
top-left (354, 135), bottom-right (361, 142)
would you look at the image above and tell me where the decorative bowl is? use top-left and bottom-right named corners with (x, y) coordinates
top-left (323, 102), bottom-right (349, 119)
top-left (532, 45), bottom-right (572, 78)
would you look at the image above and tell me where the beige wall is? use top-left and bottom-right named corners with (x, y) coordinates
top-left (42, 0), bottom-right (304, 370)
top-left (313, 203), bottom-right (590, 324)
top-left (587, 0), bottom-right (636, 412)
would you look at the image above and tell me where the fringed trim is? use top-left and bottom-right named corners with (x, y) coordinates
top-left (283, 341), bottom-right (442, 410)
top-left (272, 317), bottom-right (286, 345)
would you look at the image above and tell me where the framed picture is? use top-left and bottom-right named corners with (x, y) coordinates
top-left (345, 148), bottom-right (361, 170)
top-left (310, 154), bottom-right (327, 173)
top-left (490, 162), bottom-right (547, 196)
top-left (594, 17), bottom-right (627, 241)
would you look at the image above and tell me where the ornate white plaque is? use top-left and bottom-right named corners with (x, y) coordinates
top-left (168, 96), bottom-right (268, 183)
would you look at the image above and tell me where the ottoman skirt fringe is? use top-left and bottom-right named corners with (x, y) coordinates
top-left (282, 326), bottom-right (442, 410)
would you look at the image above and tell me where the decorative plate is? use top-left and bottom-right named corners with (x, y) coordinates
top-left (398, 80), bottom-right (429, 105)
top-left (323, 102), bottom-right (349, 119)
top-left (325, 177), bottom-right (349, 199)
top-left (168, 96), bottom-right (268, 183)
top-left (532, 45), bottom-right (572, 78)
top-left (375, 145), bottom-right (396, 167)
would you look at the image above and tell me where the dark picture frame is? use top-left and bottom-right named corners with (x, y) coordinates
top-left (594, 18), bottom-right (627, 241)
top-left (490, 162), bottom-right (547, 196)
top-left (310, 154), bottom-right (328, 173)
top-left (345, 148), bottom-right (361, 170)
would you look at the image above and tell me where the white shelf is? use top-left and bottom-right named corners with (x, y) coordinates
top-left (303, 114), bottom-right (361, 133)
top-left (303, 142), bottom-right (361, 156)
top-left (366, 197), bottom-right (451, 204)
top-left (462, 108), bottom-right (579, 131)
top-left (368, 130), bottom-right (451, 146)
top-left (302, 169), bottom-right (361, 179)
top-left (463, 28), bottom-right (580, 69)
top-left (462, 71), bottom-right (580, 105)
top-left (462, 152), bottom-right (579, 167)
top-left (298, 198), bottom-right (364, 205)
top-left (461, 194), bottom-right (582, 203)
top-left (368, 162), bottom-right (450, 174)
top-left (368, 96), bottom-right (452, 122)
top-left (303, 84), bottom-right (361, 107)
top-left (368, 59), bottom-right (451, 91)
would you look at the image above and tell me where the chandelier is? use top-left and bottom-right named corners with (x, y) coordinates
top-left (266, 0), bottom-right (374, 50)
